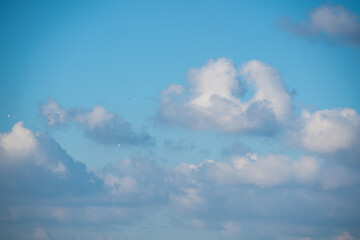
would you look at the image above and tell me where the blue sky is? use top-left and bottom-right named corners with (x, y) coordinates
top-left (0, 1), bottom-right (360, 239)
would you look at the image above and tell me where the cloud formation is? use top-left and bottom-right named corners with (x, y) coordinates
top-left (170, 154), bottom-right (360, 238)
top-left (287, 108), bottom-right (360, 154)
top-left (0, 123), bottom-right (160, 235)
top-left (1, 122), bottom-right (359, 239)
top-left (40, 99), bottom-right (154, 146)
top-left (205, 154), bottom-right (320, 187)
top-left (157, 58), bottom-right (293, 134)
top-left (279, 4), bottom-right (360, 46)
top-left (174, 152), bottom-right (359, 190)
top-left (0, 122), bottom-right (102, 198)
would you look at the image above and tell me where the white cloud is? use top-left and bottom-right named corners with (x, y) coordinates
top-left (39, 99), bottom-right (154, 146)
top-left (0, 123), bottom-right (157, 232)
top-left (187, 58), bottom-right (240, 108)
top-left (205, 154), bottom-right (320, 187)
top-left (0, 121), bottom-right (37, 157)
top-left (279, 4), bottom-right (360, 46)
top-left (175, 152), bottom-right (360, 189)
top-left (240, 60), bottom-right (292, 122)
top-left (0, 122), bottom-right (70, 177)
top-left (1, 123), bottom-right (359, 239)
top-left (287, 108), bottom-right (360, 154)
top-left (158, 58), bottom-right (292, 134)
top-left (0, 122), bottom-right (103, 200)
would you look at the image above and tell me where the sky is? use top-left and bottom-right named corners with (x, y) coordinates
top-left (0, 0), bottom-right (360, 239)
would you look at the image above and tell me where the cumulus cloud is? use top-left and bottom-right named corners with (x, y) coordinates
top-left (157, 58), bottom-right (293, 134)
top-left (0, 121), bottom-right (37, 157)
top-left (0, 122), bottom-right (102, 198)
top-left (287, 108), bottom-right (360, 154)
top-left (1, 122), bottom-right (360, 239)
top-left (39, 99), bottom-right (154, 146)
top-left (0, 121), bottom-right (65, 175)
top-left (175, 153), bottom-right (321, 188)
top-left (279, 4), bottom-right (360, 46)
top-left (0, 123), bottom-right (163, 237)
top-left (170, 155), bottom-right (360, 238)
top-left (207, 154), bottom-right (320, 187)
top-left (175, 152), bottom-right (360, 190)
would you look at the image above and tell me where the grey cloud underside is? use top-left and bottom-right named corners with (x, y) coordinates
top-left (82, 116), bottom-right (154, 146)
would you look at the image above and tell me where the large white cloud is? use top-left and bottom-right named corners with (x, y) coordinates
top-left (157, 58), bottom-right (293, 134)
top-left (39, 99), bottom-right (154, 146)
top-left (287, 108), bottom-right (360, 154)
top-left (279, 4), bottom-right (360, 46)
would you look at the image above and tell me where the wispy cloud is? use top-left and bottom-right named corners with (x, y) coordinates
top-left (39, 99), bottom-right (155, 146)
